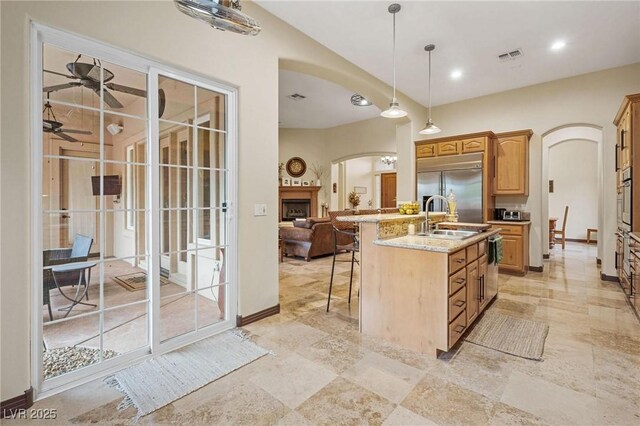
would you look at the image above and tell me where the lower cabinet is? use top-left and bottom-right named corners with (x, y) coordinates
top-left (489, 222), bottom-right (530, 275)
top-left (447, 237), bottom-right (496, 349)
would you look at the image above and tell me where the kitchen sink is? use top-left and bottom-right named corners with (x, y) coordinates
top-left (415, 229), bottom-right (479, 240)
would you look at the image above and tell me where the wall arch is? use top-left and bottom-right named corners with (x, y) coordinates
top-left (541, 124), bottom-right (604, 260)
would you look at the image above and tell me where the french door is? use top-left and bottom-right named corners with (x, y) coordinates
top-left (32, 24), bottom-right (237, 397)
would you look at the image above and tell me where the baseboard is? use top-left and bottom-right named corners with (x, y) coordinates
top-left (1, 387), bottom-right (33, 418)
top-left (236, 304), bottom-right (280, 327)
top-left (543, 254), bottom-right (550, 260)
top-left (600, 273), bottom-right (618, 282)
top-left (529, 265), bottom-right (543, 272)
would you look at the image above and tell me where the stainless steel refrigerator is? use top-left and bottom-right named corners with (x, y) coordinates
top-left (417, 152), bottom-right (483, 223)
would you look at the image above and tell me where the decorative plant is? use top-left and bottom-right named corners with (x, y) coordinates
top-left (278, 162), bottom-right (284, 180)
top-left (309, 162), bottom-right (325, 181)
top-left (348, 191), bottom-right (360, 209)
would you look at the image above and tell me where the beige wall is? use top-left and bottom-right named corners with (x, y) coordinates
top-left (0, 0), bottom-right (420, 400)
top-left (406, 63), bottom-right (640, 272)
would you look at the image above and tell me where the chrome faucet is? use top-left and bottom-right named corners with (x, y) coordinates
top-left (422, 195), bottom-right (450, 234)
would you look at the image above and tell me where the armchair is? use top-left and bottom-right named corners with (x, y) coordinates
top-left (43, 234), bottom-right (93, 321)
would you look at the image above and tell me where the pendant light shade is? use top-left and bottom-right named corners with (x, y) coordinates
top-left (419, 44), bottom-right (441, 135)
top-left (381, 4), bottom-right (407, 119)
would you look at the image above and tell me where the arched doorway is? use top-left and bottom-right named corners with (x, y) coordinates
top-left (541, 125), bottom-right (604, 261)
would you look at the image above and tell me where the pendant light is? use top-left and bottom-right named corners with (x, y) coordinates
top-left (419, 44), bottom-right (441, 134)
top-left (381, 4), bottom-right (407, 119)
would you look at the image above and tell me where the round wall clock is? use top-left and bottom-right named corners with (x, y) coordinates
top-left (286, 157), bottom-right (307, 177)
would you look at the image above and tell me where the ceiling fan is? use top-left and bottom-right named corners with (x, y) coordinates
top-left (43, 97), bottom-right (92, 143)
top-left (43, 55), bottom-right (166, 117)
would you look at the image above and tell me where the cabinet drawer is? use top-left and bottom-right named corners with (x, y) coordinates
top-left (466, 243), bottom-right (478, 262)
top-left (449, 267), bottom-right (467, 295)
top-left (449, 249), bottom-right (467, 274)
top-left (478, 239), bottom-right (487, 256)
top-left (416, 144), bottom-right (436, 158)
top-left (437, 140), bottom-right (461, 156)
top-left (448, 310), bottom-right (467, 348)
top-left (492, 224), bottom-right (523, 235)
top-left (461, 137), bottom-right (486, 153)
top-left (449, 287), bottom-right (467, 322)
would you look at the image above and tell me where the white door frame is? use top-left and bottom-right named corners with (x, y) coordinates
top-left (30, 23), bottom-right (238, 400)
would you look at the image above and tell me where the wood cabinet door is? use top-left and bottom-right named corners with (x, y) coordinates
top-left (621, 108), bottom-right (632, 170)
top-left (461, 137), bottom-right (486, 153)
top-left (437, 140), bottom-right (461, 156)
top-left (499, 235), bottom-right (523, 271)
top-left (466, 260), bottom-right (479, 324)
top-left (494, 135), bottom-right (528, 195)
top-left (416, 144), bottom-right (436, 158)
top-left (381, 172), bottom-right (397, 208)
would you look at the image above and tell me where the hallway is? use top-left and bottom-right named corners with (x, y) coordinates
top-left (20, 242), bottom-right (640, 425)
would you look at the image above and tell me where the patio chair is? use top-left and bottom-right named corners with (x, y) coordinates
top-left (43, 234), bottom-right (93, 321)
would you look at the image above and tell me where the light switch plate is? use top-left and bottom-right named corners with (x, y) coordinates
top-left (254, 203), bottom-right (267, 216)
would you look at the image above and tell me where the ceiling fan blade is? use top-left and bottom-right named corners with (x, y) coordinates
top-left (101, 89), bottom-right (124, 109)
top-left (43, 82), bottom-right (80, 93)
top-left (87, 65), bottom-right (102, 82)
top-left (44, 69), bottom-right (76, 79)
top-left (105, 83), bottom-right (147, 98)
top-left (56, 132), bottom-right (79, 143)
top-left (60, 129), bottom-right (92, 135)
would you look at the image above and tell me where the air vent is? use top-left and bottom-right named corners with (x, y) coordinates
top-left (498, 48), bottom-right (524, 62)
top-left (287, 93), bottom-right (306, 101)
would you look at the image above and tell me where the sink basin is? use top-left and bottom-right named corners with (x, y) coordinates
top-left (415, 229), bottom-right (479, 240)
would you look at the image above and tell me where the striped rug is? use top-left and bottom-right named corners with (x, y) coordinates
top-left (465, 311), bottom-right (549, 360)
top-left (106, 330), bottom-right (269, 418)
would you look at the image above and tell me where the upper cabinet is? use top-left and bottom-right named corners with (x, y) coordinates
top-left (492, 130), bottom-right (532, 196)
top-left (614, 93), bottom-right (640, 226)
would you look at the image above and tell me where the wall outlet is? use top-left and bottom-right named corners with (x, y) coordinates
top-left (254, 203), bottom-right (267, 216)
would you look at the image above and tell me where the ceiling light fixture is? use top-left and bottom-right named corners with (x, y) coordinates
top-left (174, 0), bottom-right (261, 36)
top-left (551, 40), bottom-right (566, 51)
top-left (419, 44), bottom-right (441, 135)
top-left (106, 123), bottom-right (123, 136)
top-left (381, 155), bottom-right (397, 166)
top-left (380, 4), bottom-right (407, 119)
top-left (351, 94), bottom-right (372, 106)
top-left (450, 69), bottom-right (462, 79)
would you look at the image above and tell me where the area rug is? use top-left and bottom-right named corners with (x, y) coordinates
top-left (105, 330), bottom-right (269, 418)
top-left (113, 272), bottom-right (169, 291)
top-left (44, 346), bottom-right (119, 380)
top-left (465, 311), bottom-right (549, 360)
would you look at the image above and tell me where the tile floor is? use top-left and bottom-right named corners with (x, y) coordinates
top-left (20, 242), bottom-right (640, 425)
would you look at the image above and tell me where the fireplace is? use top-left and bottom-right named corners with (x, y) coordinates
top-left (282, 199), bottom-right (311, 221)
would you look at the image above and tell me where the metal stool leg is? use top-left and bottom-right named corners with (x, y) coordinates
top-left (348, 251), bottom-right (355, 304)
top-left (327, 232), bottom-right (337, 312)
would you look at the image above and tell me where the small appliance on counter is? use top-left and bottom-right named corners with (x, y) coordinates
top-left (501, 210), bottom-right (531, 221)
top-left (494, 208), bottom-right (506, 221)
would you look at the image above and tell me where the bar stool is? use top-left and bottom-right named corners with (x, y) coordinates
top-left (327, 210), bottom-right (358, 312)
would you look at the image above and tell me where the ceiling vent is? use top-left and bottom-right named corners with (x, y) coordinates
top-left (498, 48), bottom-right (524, 62)
top-left (287, 93), bottom-right (306, 101)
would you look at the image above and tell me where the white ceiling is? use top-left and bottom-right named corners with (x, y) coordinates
top-left (261, 1), bottom-right (640, 112)
top-left (279, 69), bottom-right (381, 128)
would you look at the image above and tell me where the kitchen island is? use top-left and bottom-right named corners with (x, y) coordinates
top-left (339, 213), bottom-right (500, 357)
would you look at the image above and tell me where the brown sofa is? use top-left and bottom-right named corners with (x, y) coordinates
top-left (279, 217), bottom-right (353, 261)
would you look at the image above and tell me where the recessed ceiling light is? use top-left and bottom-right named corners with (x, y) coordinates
top-left (551, 40), bottom-right (566, 51)
top-left (450, 69), bottom-right (463, 79)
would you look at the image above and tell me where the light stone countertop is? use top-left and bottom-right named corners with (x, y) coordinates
top-left (487, 220), bottom-right (532, 225)
top-left (374, 228), bottom-right (502, 253)
top-left (337, 212), bottom-right (446, 223)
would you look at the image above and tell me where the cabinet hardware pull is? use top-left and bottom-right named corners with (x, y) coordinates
top-left (455, 278), bottom-right (465, 284)
top-left (455, 325), bottom-right (465, 334)
top-left (454, 300), bottom-right (465, 307)
top-left (456, 258), bottom-right (465, 263)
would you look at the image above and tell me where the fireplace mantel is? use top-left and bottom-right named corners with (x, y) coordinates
top-left (279, 186), bottom-right (321, 220)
